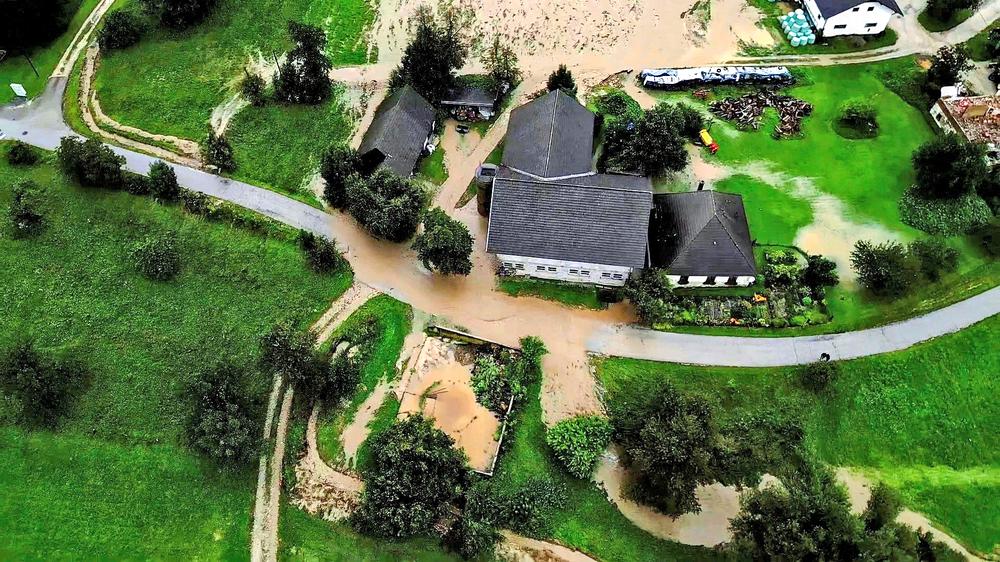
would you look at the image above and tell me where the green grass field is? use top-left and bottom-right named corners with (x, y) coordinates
top-left (918, 8), bottom-right (973, 32)
top-left (0, 151), bottom-right (351, 556)
top-left (315, 295), bottom-right (412, 467)
top-left (417, 144), bottom-right (449, 185)
top-left (964, 20), bottom-right (1000, 61)
top-left (498, 277), bottom-right (606, 310)
top-left (93, 0), bottom-right (373, 201)
top-left (0, 0), bottom-right (100, 104)
top-left (596, 315), bottom-right (1000, 555)
top-left (492, 383), bottom-right (721, 562)
top-left (658, 59), bottom-right (1000, 333)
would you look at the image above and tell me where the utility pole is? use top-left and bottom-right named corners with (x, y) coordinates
top-left (24, 53), bottom-right (39, 77)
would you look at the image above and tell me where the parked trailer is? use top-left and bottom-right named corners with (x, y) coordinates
top-left (638, 66), bottom-right (794, 90)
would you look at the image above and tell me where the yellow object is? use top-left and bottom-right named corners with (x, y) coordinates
top-left (699, 129), bottom-right (714, 146)
top-left (753, 293), bottom-right (768, 303)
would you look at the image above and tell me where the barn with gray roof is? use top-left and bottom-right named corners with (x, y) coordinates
top-left (358, 85), bottom-right (435, 177)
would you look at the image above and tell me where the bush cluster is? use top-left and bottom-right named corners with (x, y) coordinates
top-left (297, 230), bottom-right (348, 274)
top-left (186, 362), bottom-right (261, 465)
top-left (837, 99), bottom-right (878, 137)
top-left (412, 207), bottom-right (473, 275)
top-left (6, 141), bottom-right (38, 166)
top-left (0, 340), bottom-right (90, 427)
top-left (140, 0), bottom-right (218, 29)
top-left (851, 238), bottom-right (960, 297)
top-left (149, 160), bottom-right (181, 201)
top-left (345, 169), bottom-right (426, 242)
top-left (98, 9), bottom-right (145, 50)
top-left (58, 136), bottom-right (126, 188)
top-left (545, 415), bottom-right (613, 479)
top-left (899, 187), bottom-right (992, 236)
top-left (241, 73), bottom-right (267, 107)
top-left (800, 360), bottom-right (839, 393)
top-left (203, 130), bottom-right (236, 172)
top-left (470, 336), bottom-right (547, 415)
top-left (8, 179), bottom-right (48, 238)
top-left (593, 88), bottom-right (642, 122)
top-left (131, 233), bottom-right (182, 281)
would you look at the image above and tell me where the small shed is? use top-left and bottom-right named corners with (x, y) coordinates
top-left (358, 85), bottom-right (436, 177)
top-left (440, 86), bottom-right (498, 121)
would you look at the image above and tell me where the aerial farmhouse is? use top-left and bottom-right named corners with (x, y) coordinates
top-left (358, 85), bottom-right (435, 176)
top-left (484, 90), bottom-right (756, 287)
top-left (802, 0), bottom-right (902, 37)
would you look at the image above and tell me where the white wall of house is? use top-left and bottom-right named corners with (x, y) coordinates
top-left (809, 2), bottom-right (895, 37)
top-left (666, 275), bottom-right (757, 288)
top-left (498, 254), bottom-right (633, 287)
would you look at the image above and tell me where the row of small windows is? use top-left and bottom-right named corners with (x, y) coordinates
top-left (502, 262), bottom-right (623, 280)
top-left (850, 5), bottom-right (876, 10)
top-left (676, 276), bottom-right (739, 286)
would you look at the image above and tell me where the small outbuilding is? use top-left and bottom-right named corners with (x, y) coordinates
top-left (802, 0), bottom-right (902, 37)
top-left (649, 190), bottom-right (757, 287)
top-left (441, 85), bottom-right (498, 121)
top-left (358, 85), bottom-right (436, 177)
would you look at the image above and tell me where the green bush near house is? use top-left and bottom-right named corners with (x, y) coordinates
top-left (546, 415), bottom-right (613, 479)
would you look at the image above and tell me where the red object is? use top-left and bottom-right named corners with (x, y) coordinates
top-left (709, 142), bottom-right (719, 154)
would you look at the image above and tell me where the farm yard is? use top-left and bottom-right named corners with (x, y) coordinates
top-left (0, 150), bottom-right (351, 557)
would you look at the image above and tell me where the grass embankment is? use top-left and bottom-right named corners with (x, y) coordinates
top-left (0, 0), bottom-right (100, 104)
top-left (964, 20), bottom-right (1000, 61)
top-left (745, 0), bottom-right (898, 55)
top-left (491, 383), bottom-right (721, 562)
top-left (94, 0), bottom-right (375, 203)
top-left (498, 278), bottom-right (605, 310)
top-left (315, 295), bottom-right (412, 467)
top-left (657, 59), bottom-right (999, 334)
top-left (918, 8), bottom-right (973, 32)
top-left (0, 153), bottom-right (351, 557)
top-left (596, 316), bottom-right (1000, 555)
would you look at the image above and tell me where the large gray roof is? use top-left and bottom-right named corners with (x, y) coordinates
top-left (502, 90), bottom-right (595, 179)
top-left (814, 0), bottom-right (902, 16)
top-left (486, 169), bottom-right (652, 268)
top-left (358, 85), bottom-right (435, 177)
top-left (649, 190), bottom-right (757, 277)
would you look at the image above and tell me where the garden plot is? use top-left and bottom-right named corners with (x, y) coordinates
top-left (397, 335), bottom-right (509, 473)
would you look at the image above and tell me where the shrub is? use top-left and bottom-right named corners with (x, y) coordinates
top-left (180, 189), bottom-right (211, 214)
top-left (466, 478), bottom-right (567, 537)
top-left (297, 230), bottom-right (347, 274)
top-left (8, 179), bottom-right (47, 238)
top-left (6, 141), bottom-right (38, 166)
top-left (132, 233), bottom-right (181, 281)
top-left (123, 171), bottom-right (151, 195)
top-left (623, 268), bottom-right (677, 325)
top-left (203, 130), bottom-right (236, 172)
top-left (57, 136), bottom-right (125, 188)
top-left (470, 355), bottom-right (514, 413)
top-left (911, 134), bottom-right (987, 199)
top-left (909, 238), bottom-right (959, 281)
top-left (241, 73), bottom-right (267, 107)
top-left (546, 415), bottom-right (613, 479)
top-left (141, 0), bottom-right (218, 29)
top-left (800, 360), bottom-right (839, 393)
top-left (345, 169), bottom-right (425, 242)
top-left (838, 99), bottom-right (878, 135)
top-left (274, 21), bottom-right (332, 104)
top-left (98, 9), bottom-right (144, 50)
top-left (353, 414), bottom-right (469, 538)
top-left (801, 254), bottom-right (839, 292)
top-left (0, 340), bottom-right (89, 427)
top-left (441, 516), bottom-right (500, 560)
top-left (187, 362), bottom-right (261, 465)
top-left (594, 89), bottom-right (642, 122)
top-left (412, 207), bottom-right (473, 275)
top-left (851, 240), bottom-right (914, 297)
top-left (148, 160), bottom-right (181, 200)
top-left (547, 64), bottom-right (576, 95)
top-left (899, 187), bottom-right (992, 236)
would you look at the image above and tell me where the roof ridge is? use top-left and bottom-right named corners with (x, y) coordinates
top-left (708, 194), bottom-right (755, 270)
top-left (543, 91), bottom-right (560, 177)
top-left (663, 191), bottom-right (753, 272)
top-left (500, 176), bottom-right (652, 195)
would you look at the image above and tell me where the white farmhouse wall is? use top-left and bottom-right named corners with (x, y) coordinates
top-left (803, 0), bottom-right (828, 30)
top-left (498, 254), bottom-right (633, 287)
top-left (820, 3), bottom-right (895, 36)
top-left (929, 102), bottom-right (959, 135)
top-left (665, 275), bottom-right (757, 288)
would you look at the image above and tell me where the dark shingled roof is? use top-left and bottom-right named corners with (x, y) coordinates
top-left (441, 86), bottom-right (496, 108)
top-left (358, 85), bottom-right (435, 177)
top-left (814, 0), bottom-right (902, 16)
top-left (649, 190), bottom-right (757, 276)
top-left (502, 90), bottom-right (595, 179)
top-left (486, 169), bottom-right (653, 268)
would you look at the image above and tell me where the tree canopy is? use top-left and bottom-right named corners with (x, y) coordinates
top-left (546, 65), bottom-right (577, 95)
top-left (320, 144), bottom-right (363, 208)
top-left (353, 414), bottom-right (469, 537)
top-left (58, 137), bottom-right (126, 188)
top-left (140, 0), bottom-right (218, 29)
top-left (481, 36), bottom-right (521, 94)
top-left (0, 340), bottom-right (89, 427)
top-left (912, 133), bottom-right (987, 199)
top-left (927, 45), bottom-right (973, 91)
top-left (389, 6), bottom-right (467, 103)
top-left (851, 240), bottom-right (914, 297)
top-left (0, 0), bottom-right (76, 55)
top-left (412, 207), bottom-right (474, 275)
top-left (186, 362), bottom-right (261, 465)
top-left (345, 169), bottom-right (426, 242)
top-left (600, 103), bottom-right (690, 176)
top-left (274, 21), bottom-right (332, 104)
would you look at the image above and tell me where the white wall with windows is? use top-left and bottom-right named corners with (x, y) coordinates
top-left (497, 254), bottom-right (633, 287)
top-left (665, 275), bottom-right (757, 288)
top-left (804, 0), bottom-right (895, 37)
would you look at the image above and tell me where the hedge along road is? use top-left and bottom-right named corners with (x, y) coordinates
top-left (4, 79), bottom-right (999, 424)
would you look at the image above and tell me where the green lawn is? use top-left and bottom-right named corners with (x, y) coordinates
top-left (0, 151), bottom-right (351, 556)
top-left (918, 8), bottom-right (973, 32)
top-left (491, 383), bottom-right (721, 562)
top-left (279, 500), bottom-right (462, 561)
top-left (964, 20), bottom-right (1000, 61)
top-left (657, 59), bottom-right (1000, 333)
top-left (93, 0), bottom-right (373, 200)
top-left (498, 277), bottom-right (606, 310)
top-left (417, 144), bottom-right (449, 185)
top-left (596, 315), bottom-right (1000, 555)
top-left (315, 295), bottom-right (412, 467)
top-left (0, 0), bottom-right (100, 104)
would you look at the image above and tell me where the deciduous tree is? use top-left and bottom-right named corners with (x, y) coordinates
top-left (0, 340), bottom-right (89, 427)
top-left (601, 103), bottom-right (689, 176)
top-left (345, 169), bottom-right (425, 242)
top-left (851, 240), bottom-right (914, 297)
top-left (187, 362), bottom-right (261, 465)
top-left (546, 64), bottom-right (577, 95)
top-left (98, 9), bottom-right (145, 50)
top-left (912, 133), bottom-right (987, 199)
top-left (149, 160), bottom-right (180, 201)
top-left (412, 207), bottom-right (473, 275)
top-left (927, 45), bottom-right (973, 90)
top-left (274, 21), bottom-right (332, 104)
top-left (320, 144), bottom-right (362, 208)
top-left (57, 136), bottom-right (126, 188)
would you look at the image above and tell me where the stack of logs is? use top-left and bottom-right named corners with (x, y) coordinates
top-left (709, 91), bottom-right (813, 138)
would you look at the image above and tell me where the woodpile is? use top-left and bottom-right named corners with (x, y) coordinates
top-left (709, 90), bottom-right (813, 138)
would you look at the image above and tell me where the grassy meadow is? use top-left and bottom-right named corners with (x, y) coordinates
top-left (93, 0), bottom-right (373, 201)
top-left (0, 151), bottom-right (351, 557)
top-left (596, 316), bottom-right (1000, 555)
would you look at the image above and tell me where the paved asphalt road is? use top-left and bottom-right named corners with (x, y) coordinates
top-left (2, 78), bottom-right (998, 368)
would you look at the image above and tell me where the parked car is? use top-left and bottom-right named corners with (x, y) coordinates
top-left (456, 123), bottom-right (470, 134)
